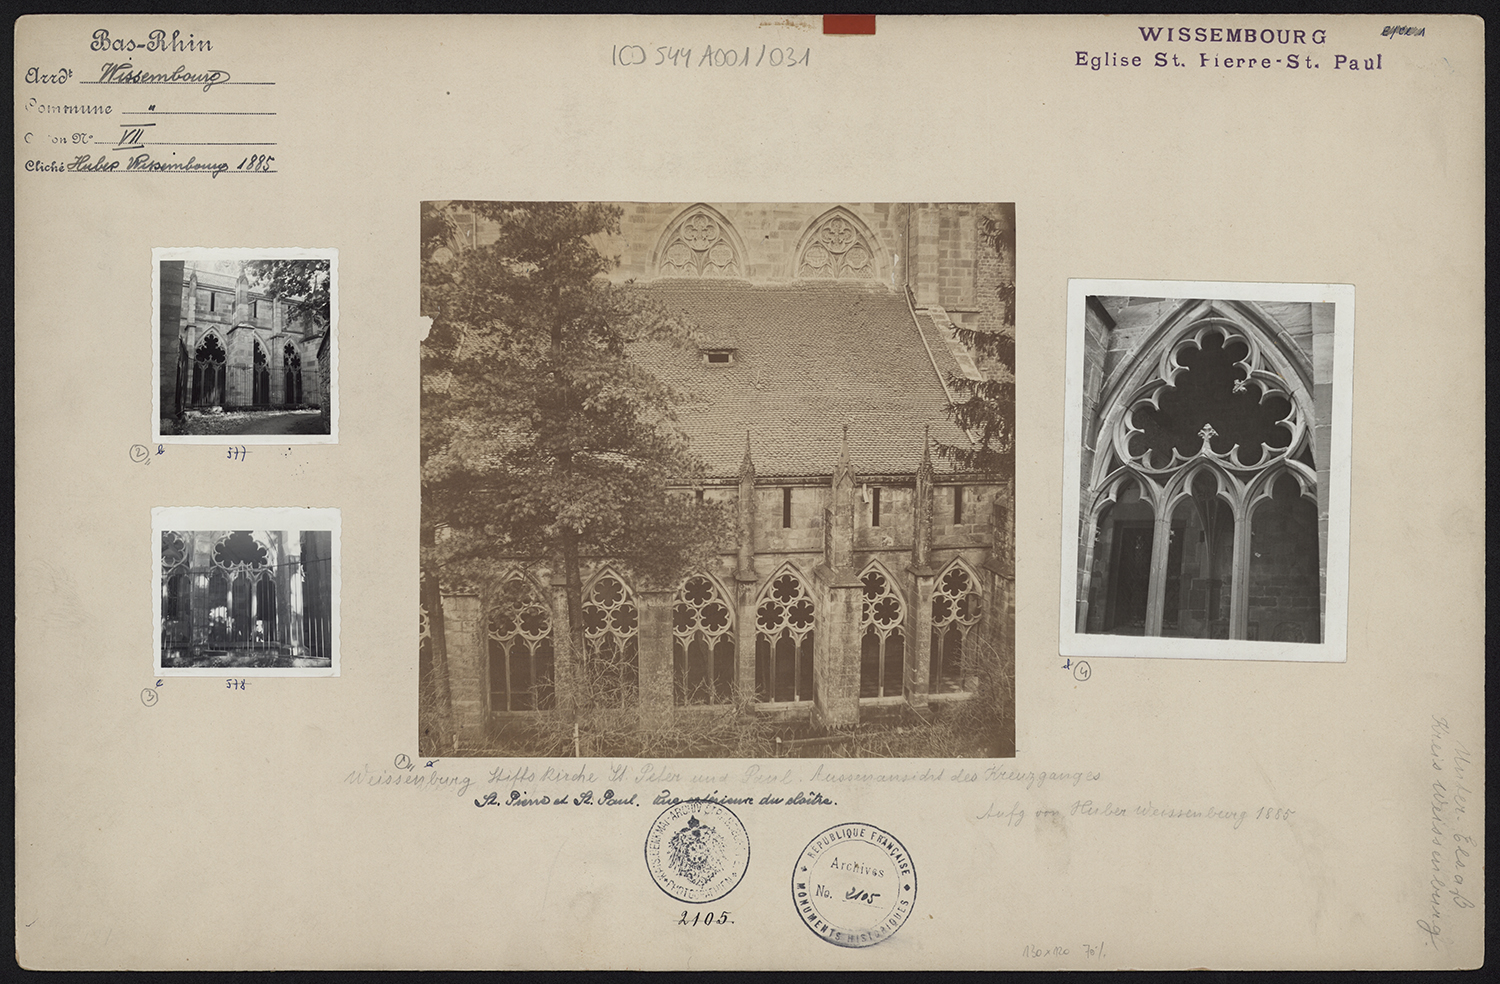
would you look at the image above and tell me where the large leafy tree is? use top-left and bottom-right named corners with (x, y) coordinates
top-left (936, 212), bottom-right (1016, 472)
top-left (243, 258), bottom-right (331, 331)
top-left (420, 202), bottom-right (727, 731)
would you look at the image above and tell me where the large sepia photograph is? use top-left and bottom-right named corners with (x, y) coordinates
top-left (419, 202), bottom-right (1016, 757)
top-left (154, 247), bottom-right (337, 443)
top-left (1060, 280), bottom-right (1353, 662)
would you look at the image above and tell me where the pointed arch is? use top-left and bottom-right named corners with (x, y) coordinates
top-left (673, 571), bottom-right (736, 705)
top-left (1079, 297), bottom-right (1324, 642)
top-left (858, 560), bottom-right (907, 699)
top-left (485, 571), bottom-right (555, 712)
top-left (755, 563), bottom-right (816, 703)
top-left (652, 204), bottom-right (747, 279)
top-left (581, 566), bottom-right (639, 708)
top-left (251, 338), bottom-right (271, 407)
top-left (282, 340), bottom-right (303, 406)
top-left (793, 206), bottom-right (886, 281)
top-left (931, 558), bottom-right (983, 693)
top-left (191, 330), bottom-right (226, 407)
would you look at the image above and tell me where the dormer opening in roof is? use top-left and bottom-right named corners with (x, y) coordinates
top-left (702, 347), bottom-right (735, 365)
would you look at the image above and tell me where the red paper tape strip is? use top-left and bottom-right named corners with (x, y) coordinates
top-left (823, 15), bottom-right (876, 35)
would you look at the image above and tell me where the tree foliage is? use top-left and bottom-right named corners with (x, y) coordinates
top-left (243, 259), bottom-right (332, 330)
top-left (936, 212), bottom-right (1016, 473)
top-left (420, 201), bottom-right (729, 657)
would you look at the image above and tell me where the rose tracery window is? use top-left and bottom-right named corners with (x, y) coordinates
top-left (582, 571), bottom-right (639, 708)
top-left (930, 562), bottom-right (981, 693)
top-left (673, 575), bottom-right (734, 705)
top-left (859, 567), bottom-right (906, 699)
top-left (487, 577), bottom-right (555, 712)
top-left (755, 568), bottom-right (815, 703)
top-left (797, 210), bottom-right (876, 280)
top-left (657, 208), bottom-right (742, 278)
top-left (1083, 311), bottom-right (1322, 642)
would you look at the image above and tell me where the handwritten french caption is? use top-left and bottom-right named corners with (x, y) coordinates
top-left (1417, 714), bottom-right (1478, 953)
top-left (343, 759), bottom-right (1105, 806)
top-left (612, 44), bottom-right (810, 68)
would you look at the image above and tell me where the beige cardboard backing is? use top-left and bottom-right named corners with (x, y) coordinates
top-left (14, 15), bottom-right (1484, 970)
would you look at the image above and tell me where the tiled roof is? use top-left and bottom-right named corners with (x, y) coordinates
top-left (633, 279), bottom-right (972, 479)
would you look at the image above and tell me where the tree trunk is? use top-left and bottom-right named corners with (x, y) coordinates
top-left (420, 564), bottom-right (457, 754)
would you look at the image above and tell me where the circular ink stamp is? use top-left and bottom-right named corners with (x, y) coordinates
top-left (644, 801), bottom-right (750, 903)
top-left (792, 823), bottom-right (917, 948)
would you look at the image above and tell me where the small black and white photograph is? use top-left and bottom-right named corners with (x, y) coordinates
top-left (419, 202), bottom-right (1016, 757)
top-left (154, 248), bottom-right (337, 443)
top-left (1060, 280), bottom-right (1354, 662)
top-left (154, 507), bottom-right (339, 676)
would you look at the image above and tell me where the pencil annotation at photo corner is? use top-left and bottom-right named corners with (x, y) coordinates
top-left (1076, 26), bottom-right (1400, 72)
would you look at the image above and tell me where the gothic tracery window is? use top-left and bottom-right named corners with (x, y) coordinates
top-left (859, 566), bottom-right (906, 698)
top-left (1083, 314), bottom-right (1321, 641)
top-left (755, 568), bottom-right (815, 703)
top-left (796, 209), bottom-right (877, 280)
top-left (657, 207), bottom-right (743, 278)
top-left (210, 531), bottom-right (274, 648)
top-left (486, 576), bottom-right (555, 711)
top-left (192, 334), bottom-right (226, 407)
top-left (252, 340), bottom-right (271, 408)
top-left (930, 561), bottom-right (982, 693)
top-left (161, 532), bottom-right (189, 625)
top-left (673, 574), bottom-right (735, 705)
top-left (581, 570), bottom-right (639, 708)
top-left (283, 343), bottom-right (303, 405)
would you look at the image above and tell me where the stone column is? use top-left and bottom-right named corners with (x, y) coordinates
top-left (813, 425), bottom-right (861, 727)
top-left (636, 588), bottom-right (675, 729)
top-left (159, 261), bottom-right (184, 420)
top-left (735, 574), bottom-right (759, 702)
top-left (187, 532), bottom-right (214, 657)
top-left (440, 593), bottom-right (488, 747)
top-left (281, 531), bottom-right (305, 657)
top-left (1310, 302), bottom-right (1335, 640)
top-left (233, 266), bottom-right (251, 324)
top-left (906, 428), bottom-right (936, 706)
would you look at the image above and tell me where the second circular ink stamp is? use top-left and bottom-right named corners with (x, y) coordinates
top-left (792, 822), bottom-right (917, 947)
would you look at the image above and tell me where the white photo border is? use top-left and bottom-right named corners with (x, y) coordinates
top-left (152, 247), bottom-right (339, 445)
top-left (152, 506), bottom-right (342, 677)
top-left (1059, 279), bottom-right (1354, 663)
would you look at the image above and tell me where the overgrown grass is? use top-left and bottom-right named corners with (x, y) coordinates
top-left (419, 634), bottom-right (1015, 759)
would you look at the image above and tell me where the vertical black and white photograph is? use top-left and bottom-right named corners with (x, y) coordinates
top-left (1060, 280), bottom-right (1354, 662)
top-left (154, 247), bottom-right (337, 443)
top-left (154, 507), bottom-right (340, 676)
top-left (419, 202), bottom-right (1016, 757)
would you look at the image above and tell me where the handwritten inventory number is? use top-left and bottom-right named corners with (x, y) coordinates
top-left (238, 155), bottom-right (274, 172)
top-left (678, 910), bottom-right (733, 926)
top-left (226, 678), bottom-right (248, 690)
top-left (1062, 658), bottom-right (1091, 682)
top-left (614, 44), bottom-right (809, 68)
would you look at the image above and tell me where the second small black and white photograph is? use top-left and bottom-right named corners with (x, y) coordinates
top-left (154, 507), bottom-right (340, 676)
top-left (1060, 280), bottom-right (1354, 662)
top-left (154, 247), bottom-right (337, 443)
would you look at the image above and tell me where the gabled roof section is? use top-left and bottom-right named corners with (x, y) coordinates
top-left (633, 279), bottom-right (971, 479)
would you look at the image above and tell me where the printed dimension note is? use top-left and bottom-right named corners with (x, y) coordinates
top-left (20, 24), bottom-right (277, 177)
